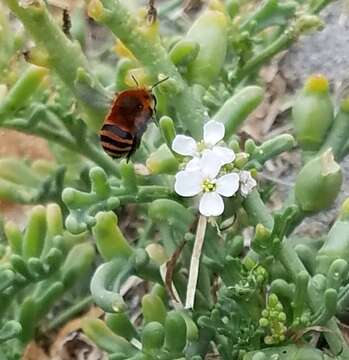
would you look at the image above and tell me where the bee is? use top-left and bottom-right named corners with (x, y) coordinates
top-left (99, 77), bottom-right (168, 161)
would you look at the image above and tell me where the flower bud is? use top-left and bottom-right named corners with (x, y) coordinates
top-left (185, 10), bottom-right (228, 88)
top-left (234, 152), bottom-right (249, 169)
top-left (292, 74), bottom-right (334, 151)
top-left (295, 149), bottom-right (342, 212)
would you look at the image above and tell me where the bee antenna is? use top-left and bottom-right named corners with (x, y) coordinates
top-left (131, 75), bottom-right (139, 87)
top-left (151, 76), bottom-right (169, 90)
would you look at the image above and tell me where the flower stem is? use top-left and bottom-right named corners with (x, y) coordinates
top-left (185, 215), bottom-right (207, 309)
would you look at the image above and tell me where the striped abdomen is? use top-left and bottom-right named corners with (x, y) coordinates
top-left (99, 124), bottom-right (134, 158)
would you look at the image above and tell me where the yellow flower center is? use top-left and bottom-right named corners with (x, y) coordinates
top-left (197, 140), bottom-right (207, 152)
top-left (202, 179), bottom-right (216, 192)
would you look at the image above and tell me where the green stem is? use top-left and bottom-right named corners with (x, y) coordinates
top-left (3, 119), bottom-right (120, 176)
top-left (235, 13), bottom-right (323, 84)
top-left (340, 140), bottom-right (349, 161)
top-left (235, 32), bottom-right (293, 83)
top-left (47, 296), bottom-right (93, 331)
top-left (242, 190), bottom-right (274, 230)
top-left (92, 0), bottom-right (206, 138)
top-left (310, 0), bottom-right (334, 13)
top-left (80, 141), bottom-right (120, 176)
top-left (3, 0), bottom-right (109, 130)
top-left (250, 134), bottom-right (296, 166)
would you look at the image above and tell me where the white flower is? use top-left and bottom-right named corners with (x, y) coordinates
top-left (171, 120), bottom-right (235, 166)
top-left (174, 152), bottom-right (240, 217)
top-left (239, 170), bottom-right (257, 197)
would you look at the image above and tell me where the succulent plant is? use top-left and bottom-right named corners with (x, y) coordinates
top-left (1, 0), bottom-right (349, 359)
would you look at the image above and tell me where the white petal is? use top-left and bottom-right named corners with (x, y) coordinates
top-left (216, 173), bottom-right (240, 197)
top-left (172, 135), bottom-right (197, 156)
top-left (239, 171), bottom-right (257, 197)
top-left (212, 146), bottom-right (236, 165)
top-left (203, 120), bottom-right (225, 146)
top-left (185, 157), bottom-right (201, 171)
top-left (200, 150), bottom-right (222, 179)
top-left (199, 192), bottom-right (224, 217)
top-left (239, 170), bottom-right (249, 182)
top-left (248, 177), bottom-right (257, 189)
top-left (174, 170), bottom-right (203, 197)
top-left (240, 184), bottom-right (249, 197)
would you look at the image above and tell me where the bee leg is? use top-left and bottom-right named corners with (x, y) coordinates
top-left (150, 97), bottom-right (159, 127)
top-left (126, 135), bottom-right (140, 162)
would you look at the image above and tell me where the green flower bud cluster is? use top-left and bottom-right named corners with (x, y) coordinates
top-left (259, 294), bottom-right (287, 345)
top-left (230, 265), bottom-right (268, 300)
top-left (252, 265), bottom-right (268, 286)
